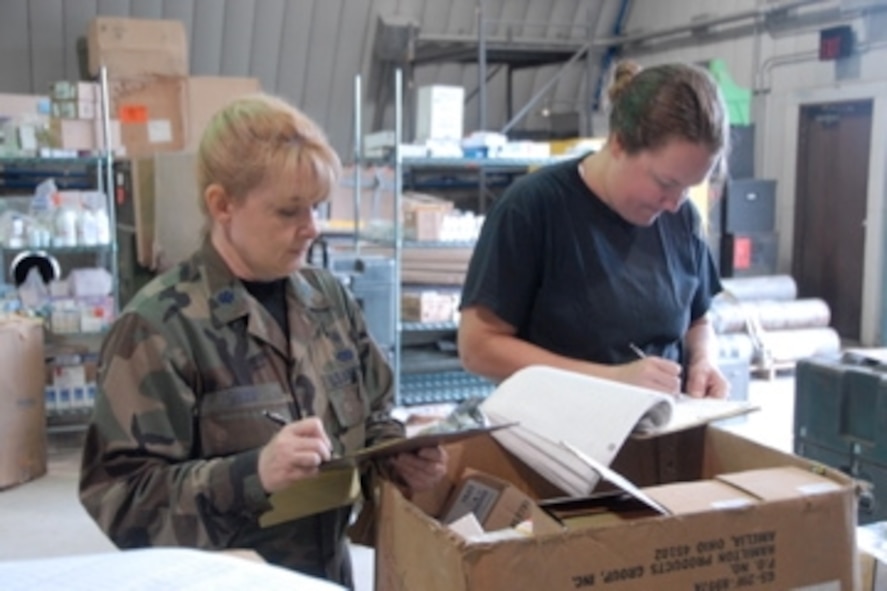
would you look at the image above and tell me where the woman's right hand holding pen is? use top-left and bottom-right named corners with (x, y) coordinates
top-left (612, 357), bottom-right (682, 395)
top-left (605, 342), bottom-right (682, 395)
top-left (257, 417), bottom-right (333, 494)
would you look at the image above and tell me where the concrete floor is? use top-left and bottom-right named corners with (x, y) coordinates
top-left (0, 375), bottom-right (796, 589)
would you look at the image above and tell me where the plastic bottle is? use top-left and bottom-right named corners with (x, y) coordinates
top-left (95, 205), bottom-right (111, 245)
top-left (52, 194), bottom-right (78, 247)
top-left (79, 206), bottom-right (99, 246)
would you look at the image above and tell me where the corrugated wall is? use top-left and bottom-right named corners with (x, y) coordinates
top-left (0, 0), bottom-right (624, 157)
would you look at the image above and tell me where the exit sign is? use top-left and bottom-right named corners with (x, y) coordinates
top-left (819, 25), bottom-right (854, 61)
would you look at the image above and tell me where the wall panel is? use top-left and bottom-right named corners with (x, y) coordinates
top-left (275, 0), bottom-right (315, 112)
top-left (248, 0), bottom-right (286, 93)
top-left (219, 0), bottom-right (255, 77)
top-left (191, 0), bottom-right (225, 75)
top-left (28, 0), bottom-right (66, 93)
top-left (0, 0), bottom-right (32, 92)
top-left (60, 0), bottom-right (97, 80)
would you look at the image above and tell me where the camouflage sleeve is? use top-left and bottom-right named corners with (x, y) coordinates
top-left (331, 276), bottom-right (405, 447)
top-left (79, 312), bottom-right (270, 550)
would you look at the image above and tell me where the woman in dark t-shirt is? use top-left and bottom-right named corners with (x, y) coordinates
top-left (459, 61), bottom-right (729, 399)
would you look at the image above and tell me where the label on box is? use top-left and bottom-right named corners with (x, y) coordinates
top-left (57, 388), bottom-right (73, 410)
top-left (45, 387), bottom-right (58, 414)
top-left (148, 120), bottom-right (173, 143)
top-left (442, 479), bottom-right (499, 524)
top-left (53, 364), bottom-right (87, 388)
top-left (119, 104), bottom-right (148, 123)
top-left (72, 386), bottom-right (88, 409)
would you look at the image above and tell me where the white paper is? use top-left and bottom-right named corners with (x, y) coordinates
top-left (147, 119), bottom-right (173, 143)
top-left (0, 547), bottom-right (345, 591)
top-left (480, 366), bottom-right (757, 496)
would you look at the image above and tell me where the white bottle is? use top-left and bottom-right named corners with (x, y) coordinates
top-left (53, 204), bottom-right (78, 247)
top-left (79, 207), bottom-right (99, 246)
top-left (95, 206), bottom-right (111, 245)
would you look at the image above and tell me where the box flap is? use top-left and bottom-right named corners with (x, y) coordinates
top-left (644, 480), bottom-right (757, 514)
top-left (716, 466), bottom-right (844, 501)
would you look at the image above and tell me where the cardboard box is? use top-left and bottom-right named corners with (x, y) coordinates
top-left (416, 85), bottom-right (464, 141)
top-left (126, 157), bottom-right (157, 268)
top-left (858, 521), bottom-right (887, 590)
top-left (440, 469), bottom-right (562, 534)
top-left (152, 151), bottom-right (203, 269)
top-left (377, 427), bottom-right (858, 591)
top-left (184, 76), bottom-right (261, 149)
top-left (0, 319), bottom-right (46, 489)
top-left (401, 290), bottom-right (458, 323)
top-left (49, 119), bottom-right (122, 153)
top-left (402, 192), bottom-right (454, 242)
top-left (108, 77), bottom-right (186, 157)
top-left (51, 99), bottom-right (97, 120)
top-left (49, 81), bottom-right (99, 102)
top-left (87, 17), bottom-right (188, 78)
top-left (49, 119), bottom-right (95, 151)
top-left (0, 93), bottom-right (49, 119)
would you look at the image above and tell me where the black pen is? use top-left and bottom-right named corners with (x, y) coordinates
top-left (263, 409), bottom-right (339, 460)
top-left (629, 342), bottom-right (647, 359)
top-left (263, 410), bottom-right (289, 427)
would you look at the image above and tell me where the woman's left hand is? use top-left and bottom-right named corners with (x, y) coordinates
top-left (685, 359), bottom-right (730, 399)
top-left (389, 446), bottom-right (448, 494)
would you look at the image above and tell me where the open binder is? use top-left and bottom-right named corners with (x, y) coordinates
top-left (479, 365), bottom-right (757, 496)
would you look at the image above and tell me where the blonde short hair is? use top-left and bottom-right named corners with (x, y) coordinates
top-left (196, 93), bottom-right (341, 221)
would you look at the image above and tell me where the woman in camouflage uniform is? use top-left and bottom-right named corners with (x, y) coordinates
top-left (79, 94), bottom-right (446, 588)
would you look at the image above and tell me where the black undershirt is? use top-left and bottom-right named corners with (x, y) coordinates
top-left (242, 278), bottom-right (289, 342)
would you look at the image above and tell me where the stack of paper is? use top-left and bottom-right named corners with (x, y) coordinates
top-left (0, 547), bottom-right (345, 591)
top-left (479, 366), bottom-right (756, 497)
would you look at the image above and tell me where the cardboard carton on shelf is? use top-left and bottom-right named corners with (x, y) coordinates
top-left (87, 16), bottom-right (188, 79)
top-left (401, 290), bottom-right (458, 324)
top-left (107, 76), bottom-right (186, 158)
top-left (402, 192), bottom-right (454, 242)
top-left (416, 85), bottom-right (464, 142)
top-left (377, 427), bottom-right (859, 591)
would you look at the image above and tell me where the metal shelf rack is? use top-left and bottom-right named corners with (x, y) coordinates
top-left (339, 70), bottom-right (575, 405)
top-left (0, 67), bottom-right (119, 434)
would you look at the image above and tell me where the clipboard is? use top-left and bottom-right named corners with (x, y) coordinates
top-left (323, 422), bottom-right (517, 471)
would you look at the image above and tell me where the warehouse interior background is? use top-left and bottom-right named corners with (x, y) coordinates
top-left (2, 0), bottom-right (887, 587)
top-left (3, 0), bottom-right (886, 342)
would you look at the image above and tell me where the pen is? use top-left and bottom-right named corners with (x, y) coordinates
top-left (629, 342), bottom-right (647, 359)
top-left (263, 409), bottom-right (339, 459)
top-left (263, 410), bottom-right (289, 427)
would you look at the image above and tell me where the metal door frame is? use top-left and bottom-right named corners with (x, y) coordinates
top-left (779, 81), bottom-right (887, 345)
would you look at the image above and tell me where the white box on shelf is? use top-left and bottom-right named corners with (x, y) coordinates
top-left (364, 130), bottom-right (396, 152)
top-left (416, 85), bottom-right (464, 142)
top-left (49, 81), bottom-right (99, 102)
top-left (51, 100), bottom-right (98, 120)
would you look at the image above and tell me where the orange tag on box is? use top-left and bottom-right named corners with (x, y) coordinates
top-left (118, 104), bottom-right (148, 123)
top-left (733, 236), bottom-right (752, 269)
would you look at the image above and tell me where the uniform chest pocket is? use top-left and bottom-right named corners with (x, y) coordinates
top-left (322, 361), bottom-right (368, 446)
top-left (197, 383), bottom-right (292, 457)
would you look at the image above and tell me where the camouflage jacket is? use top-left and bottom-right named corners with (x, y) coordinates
top-left (79, 240), bottom-right (403, 586)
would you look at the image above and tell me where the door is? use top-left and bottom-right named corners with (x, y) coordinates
top-left (793, 99), bottom-right (872, 341)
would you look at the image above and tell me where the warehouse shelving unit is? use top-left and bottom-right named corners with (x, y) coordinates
top-left (372, 4), bottom-right (600, 138)
top-left (345, 70), bottom-right (572, 406)
top-left (0, 68), bottom-right (118, 433)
